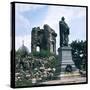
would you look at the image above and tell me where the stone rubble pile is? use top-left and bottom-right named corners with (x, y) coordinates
top-left (15, 54), bottom-right (58, 86)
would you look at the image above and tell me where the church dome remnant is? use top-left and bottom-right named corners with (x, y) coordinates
top-left (31, 24), bottom-right (57, 54)
top-left (17, 40), bottom-right (29, 57)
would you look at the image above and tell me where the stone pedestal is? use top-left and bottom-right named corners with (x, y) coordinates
top-left (58, 46), bottom-right (78, 75)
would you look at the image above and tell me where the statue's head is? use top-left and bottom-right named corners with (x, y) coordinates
top-left (61, 17), bottom-right (65, 21)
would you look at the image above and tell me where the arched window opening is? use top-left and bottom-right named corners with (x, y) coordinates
top-left (36, 46), bottom-right (40, 52)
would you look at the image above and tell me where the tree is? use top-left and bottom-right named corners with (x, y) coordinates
top-left (70, 40), bottom-right (86, 71)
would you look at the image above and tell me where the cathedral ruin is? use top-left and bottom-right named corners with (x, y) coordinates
top-left (31, 24), bottom-right (57, 54)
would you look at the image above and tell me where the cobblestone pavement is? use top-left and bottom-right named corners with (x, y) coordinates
top-left (40, 76), bottom-right (86, 85)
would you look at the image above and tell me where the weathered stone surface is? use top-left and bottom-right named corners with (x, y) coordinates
top-left (31, 24), bottom-right (57, 54)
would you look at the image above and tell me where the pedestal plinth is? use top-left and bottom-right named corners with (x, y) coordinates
top-left (58, 46), bottom-right (78, 75)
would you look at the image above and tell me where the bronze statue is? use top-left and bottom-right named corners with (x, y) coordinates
top-left (59, 17), bottom-right (69, 47)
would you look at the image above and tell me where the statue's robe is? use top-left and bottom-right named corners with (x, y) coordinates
top-left (59, 20), bottom-right (69, 46)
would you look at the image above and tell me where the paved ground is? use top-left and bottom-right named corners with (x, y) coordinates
top-left (40, 76), bottom-right (86, 85)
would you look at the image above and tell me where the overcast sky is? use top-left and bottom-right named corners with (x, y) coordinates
top-left (15, 3), bottom-right (86, 53)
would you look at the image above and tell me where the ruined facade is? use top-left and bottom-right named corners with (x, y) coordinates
top-left (31, 24), bottom-right (57, 54)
